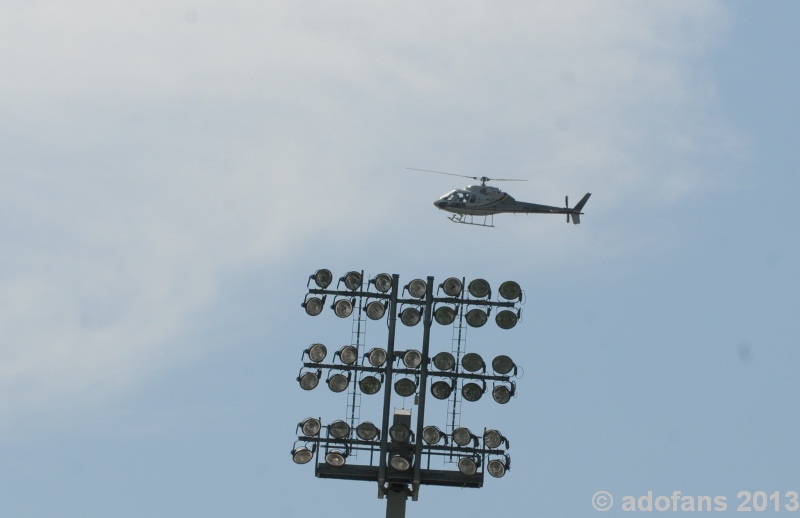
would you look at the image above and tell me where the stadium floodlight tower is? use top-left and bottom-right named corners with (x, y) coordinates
top-left (292, 270), bottom-right (523, 518)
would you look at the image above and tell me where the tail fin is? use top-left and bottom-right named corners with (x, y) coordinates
top-left (570, 193), bottom-right (591, 225)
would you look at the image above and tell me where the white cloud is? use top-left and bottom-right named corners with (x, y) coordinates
top-left (0, 0), bottom-right (734, 414)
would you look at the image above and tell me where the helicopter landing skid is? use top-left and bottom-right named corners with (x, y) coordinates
top-left (448, 213), bottom-right (495, 227)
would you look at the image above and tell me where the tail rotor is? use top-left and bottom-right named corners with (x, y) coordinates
top-left (565, 196), bottom-right (570, 224)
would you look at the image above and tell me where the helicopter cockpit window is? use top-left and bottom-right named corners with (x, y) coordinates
top-left (469, 195), bottom-right (476, 203)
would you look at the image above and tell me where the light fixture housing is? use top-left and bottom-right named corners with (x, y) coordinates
top-left (389, 423), bottom-right (411, 443)
top-left (389, 454), bottom-right (411, 471)
top-left (452, 427), bottom-right (474, 447)
top-left (312, 269), bottom-right (333, 289)
top-left (365, 300), bottom-right (386, 320)
top-left (457, 456), bottom-right (478, 476)
top-left (292, 446), bottom-right (314, 465)
top-left (306, 343), bottom-right (327, 363)
top-left (337, 345), bottom-right (358, 365)
top-left (407, 278), bottom-right (427, 298)
top-left (483, 429), bottom-right (505, 449)
top-left (492, 384), bottom-right (514, 404)
top-left (359, 375), bottom-right (382, 395)
top-left (430, 380), bottom-right (452, 400)
top-left (465, 308), bottom-right (488, 327)
top-left (461, 352), bottom-right (485, 373)
top-left (303, 297), bottom-right (324, 316)
top-left (366, 348), bottom-right (387, 367)
top-left (433, 305), bottom-right (456, 325)
top-left (402, 350), bottom-right (422, 369)
top-left (327, 372), bottom-right (349, 393)
top-left (400, 307), bottom-right (421, 327)
top-left (495, 309), bottom-right (518, 329)
top-left (333, 298), bottom-right (354, 318)
top-left (342, 271), bottom-right (362, 291)
top-left (328, 420), bottom-right (351, 439)
top-left (462, 382), bottom-right (483, 402)
top-left (298, 370), bottom-right (320, 391)
top-left (325, 450), bottom-right (346, 467)
top-left (492, 355), bottom-right (516, 375)
top-left (498, 280), bottom-right (521, 300)
top-left (441, 277), bottom-right (463, 297)
top-left (300, 417), bottom-right (321, 437)
top-left (468, 278), bottom-right (491, 298)
top-left (372, 273), bottom-right (392, 293)
top-left (432, 352), bottom-right (456, 371)
top-left (394, 377), bottom-right (417, 397)
top-left (422, 426), bottom-right (443, 445)
top-left (487, 458), bottom-right (508, 478)
top-left (356, 421), bottom-right (379, 441)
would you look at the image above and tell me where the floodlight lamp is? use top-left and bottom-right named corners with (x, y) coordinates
top-left (328, 420), bottom-right (351, 439)
top-left (495, 309), bottom-right (518, 330)
top-left (432, 352), bottom-right (455, 371)
top-left (468, 278), bottom-right (491, 298)
top-left (452, 427), bottom-right (474, 447)
top-left (402, 350), bottom-right (422, 369)
top-left (337, 345), bottom-right (358, 365)
top-left (298, 370), bottom-right (320, 391)
top-left (356, 421), bottom-right (379, 441)
top-left (458, 456), bottom-right (478, 476)
top-left (367, 348), bottom-right (387, 367)
top-left (372, 273), bottom-right (392, 293)
top-left (461, 352), bottom-right (485, 373)
top-left (422, 426), bottom-right (443, 445)
top-left (483, 429), bottom-right (505, 449)
top-left (325, 450), bottom-right (346, 467)
top-left (292, 446), bottom-right (314, 465)
top-left (433, 305), bottom-right (456, 325)
top-left (301, 417), bottom-right (321, 436)
top-left (333, 298), bottom-right (354, 318)
top-left (430, 380), bottom-right (453, 400)
top-left (492, 384), bottom-right (514, 404)
top-left (312, 269), bottom-right (333, 289)
top-left (462, 382), bottom-right (484, 402)
top-left (303, 296), bottom-right (324, 317)
top-left (441, 277), bottom-right (463, 297)
top-left (394, 377), bottom-right (417, 397)
top-left (359, 375), bottom-right (382, 395)
top-left (389, 454), bottom-right (411, 471)
top-left (465, 308), bottom-right (488, 328)
top-left (498, 280), bottom-right (521, 300)
top-left (407, 278), bottom-right (427, 298)
top-left (327, 372), bottom-right (349, 393)
top-left (487, 458), bottom-right (508, 478)
top-left (491, 355), bottom-right (516, 375)
top-left (306, 343), bottom-right (327, 363)
top-left (342, 271), bottom-right (362, 291)
top-left (365, 300), bottom-right (386, 320)
top-left (389, 423), bottom-right (411, 443)
top-left (400, 307), bottom-right (421, 327)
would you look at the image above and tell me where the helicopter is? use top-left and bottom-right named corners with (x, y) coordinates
top-left (408, 168), bottom-right (592, 227)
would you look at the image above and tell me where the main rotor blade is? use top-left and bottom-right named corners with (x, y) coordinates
top-left (406, 168), bottom-right (527, 182)
top-left (406, 167), bottom-right (479, 180)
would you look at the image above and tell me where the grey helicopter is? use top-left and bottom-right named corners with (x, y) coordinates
top-left (408, 168), bottom-right (592, 227)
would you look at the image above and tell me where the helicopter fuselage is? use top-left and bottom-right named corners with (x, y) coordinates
top-left (434, 185), bottom-right (572, 216)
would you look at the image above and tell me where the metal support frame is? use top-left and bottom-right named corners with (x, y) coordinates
top-left (294, 271), bottom-right (521, 518)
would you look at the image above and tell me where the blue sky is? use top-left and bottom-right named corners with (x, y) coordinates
top-left (1, 1), bottom-right (798, 516)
